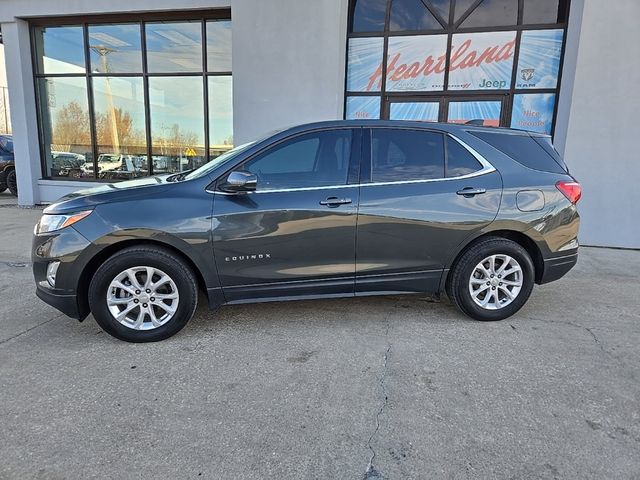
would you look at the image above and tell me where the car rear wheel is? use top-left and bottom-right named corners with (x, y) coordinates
top-left (89, 246), bottom-right (198, 342)
top-left (6, 169), bottom-right (17, 196)
top-left (446, 237), bottom-right (535, 321)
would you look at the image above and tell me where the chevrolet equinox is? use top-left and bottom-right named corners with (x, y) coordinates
top-left (33, 121), bottom-right (581, 342)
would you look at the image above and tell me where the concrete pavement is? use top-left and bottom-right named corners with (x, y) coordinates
top-left (0, 195), bottom-right (639, 479)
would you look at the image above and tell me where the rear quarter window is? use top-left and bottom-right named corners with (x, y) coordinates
top-left (470, 131), bottom-right (567, 174)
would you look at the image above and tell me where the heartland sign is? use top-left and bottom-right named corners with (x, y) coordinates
top-left (349, 31), bottom-right (517, 93)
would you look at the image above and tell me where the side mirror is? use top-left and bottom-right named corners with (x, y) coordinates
top-left (221, 170), bottom-right (257, 193)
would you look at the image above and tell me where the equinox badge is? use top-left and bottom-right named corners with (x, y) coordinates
top-left (225, 253), bottom-right (272, 262)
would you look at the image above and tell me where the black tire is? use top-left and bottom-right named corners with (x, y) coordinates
top-left (446, 237), bottom-right (535, 321)
top-left (0, 170), bottom-right (7, 193)
top-left (6, 169), bottom-right (17, 196)
top-left (88, 246), bottom-right (198, 342)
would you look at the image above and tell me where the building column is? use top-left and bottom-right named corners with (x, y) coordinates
top-left (2, 19), bottom-right (42, 206)
top-left (553, 0), bottom-right (584, 156)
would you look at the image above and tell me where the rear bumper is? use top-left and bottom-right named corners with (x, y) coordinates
top-left (35, 286), bottom-right (83, 320)
top-left (539, 251), bottom-right (578, 284)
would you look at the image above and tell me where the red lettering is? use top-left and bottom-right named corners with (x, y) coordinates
top-left (390, 63), bottom-right (407, 81)
top-left (405, 62), bottom-right (421, 78)
top-left (364, 38), bottom-right (515, 91)
top-left (448, 39), bottom-right (472, 71)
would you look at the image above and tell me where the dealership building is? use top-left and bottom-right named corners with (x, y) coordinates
top-left (0, 0), bottom-right (637, 248)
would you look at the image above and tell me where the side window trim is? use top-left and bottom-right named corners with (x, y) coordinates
top-left (359, 128), bottom-right (495, 187)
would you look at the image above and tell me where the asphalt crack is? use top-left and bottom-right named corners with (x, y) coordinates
top-left (364, 302), bottom-right (397, 480)
top-left (0, 314), bottom-right (64, 346)
top-left (531, 317), bottom-right (604, 352)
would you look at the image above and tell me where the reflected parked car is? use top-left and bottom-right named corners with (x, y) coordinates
top-left (81, 154), bottom-right (146, 180)
top-left (33, 121), bottom-right (581, 342)
top-left (51, 151), bottom-right (85, 178)
top-left (0, 134), bottom-right (17, 196)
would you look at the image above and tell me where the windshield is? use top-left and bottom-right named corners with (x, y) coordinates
top-left (98, 155), bottom-right (120, 163)
top-left (0, 137), bottom-right (13, 153)
top-left (183, 142), bottom-right (255, 180)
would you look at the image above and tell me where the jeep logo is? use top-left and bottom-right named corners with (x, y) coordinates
top-left (225, 253), bottom-right (272, 262)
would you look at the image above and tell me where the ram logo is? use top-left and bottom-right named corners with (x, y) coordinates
top-left (521, 68), bottom-right (535, 82)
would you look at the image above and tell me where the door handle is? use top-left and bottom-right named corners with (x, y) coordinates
top-left (320, 197), bottom-right (352, 207)
top-left (456, 187), bottom-right (487, 197)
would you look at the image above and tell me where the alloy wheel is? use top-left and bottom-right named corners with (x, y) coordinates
top-left (106, 266), bottom-right (179, 330)
top-left (468, 254), bottom-right (523, 310)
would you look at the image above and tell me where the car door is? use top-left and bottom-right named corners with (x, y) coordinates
top-left (212, 128), bottom-right (361, 302)
top-left (356, 127), bottom-right (502, 294)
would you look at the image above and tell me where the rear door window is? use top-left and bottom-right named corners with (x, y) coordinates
top-left (371, 129), bottom-right (445, 182)
top-left (470, 130), bottom-right (567, 174)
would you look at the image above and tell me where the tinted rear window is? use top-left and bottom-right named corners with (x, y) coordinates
top-left (371, 129), bottom-right (444, 182)
top-left (470, 131), bottom-right (567, 174)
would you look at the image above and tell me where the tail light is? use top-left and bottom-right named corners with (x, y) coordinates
top-left (556, 181), bottom-right (582, 204)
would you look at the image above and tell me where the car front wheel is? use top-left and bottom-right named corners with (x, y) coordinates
top-left (446, 237), bottom-right (535, 321)
top-left (89, 246), bottom-right (198, 342)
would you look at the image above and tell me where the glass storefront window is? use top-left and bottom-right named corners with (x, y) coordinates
top-left (145, 21), bottom-right (203, 73)
top-left (459, 0), bottom-right (518, 28)
top-left (207, 21), bottom-right (232, 72)
top-left (510, 93), bottom-right (556, 134)
top-left (386, 35), bottom-right (447, 91)
top-left (345, 96), bottom-right (381, 119)
top-left (389, 102), bottom-right (439, 121)
top-left (37, 77), bottom-right (92, 179)
top-left (33, 26), bottom-right (86, 74)
top-left (208, 76), bottom-right (233, 158)
top-left (32, 14), bottom-right (232, 181)
top-left (523, 0), bottom-right (568, 24)
top-left (350, 0), bottom-right (387, 32)
top-left (447, 100), bottom-right (502, 126)
top-left (346, 0), bottom-right (570, 136)
top-left (89, 24), bottom-right (143, 74)
top-left (516, 29), bottom-right (564, 89)
top-left (149, 77), bottom-right (205, 173)
top-left (448, 31), bottom-right (516, 91)
top-left (346, 37), bottom-right (384, 92)
top-left (92, 77), bottom-right (147, 180)
top-left (389, 0), bottom-right (443, 31)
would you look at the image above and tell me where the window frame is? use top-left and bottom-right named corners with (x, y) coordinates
top-left (218, 127), bottom-right (362, 194)
top-left (369, 127), bottom-right (446, 183)
top-left (29, 10), bottom-right (232, 181)
top-left (362, 127), bottom-right (495, 184)
top-left (345, 0), bottom-right (571, 137)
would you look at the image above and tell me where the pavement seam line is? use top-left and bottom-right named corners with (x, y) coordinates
top-left (0, 314), bottom-right (64, 346)
top-left (364, 302), bottom-right (396, 479)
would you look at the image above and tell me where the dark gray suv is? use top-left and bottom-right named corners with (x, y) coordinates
top-left (32, 121), bottom-right (581, 342)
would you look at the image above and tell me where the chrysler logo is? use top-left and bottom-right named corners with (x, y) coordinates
top-left (225, 253), bottom-right (272, 262)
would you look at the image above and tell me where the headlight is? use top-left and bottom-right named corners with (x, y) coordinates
top-left (36, 210), bottom-right (93, 234)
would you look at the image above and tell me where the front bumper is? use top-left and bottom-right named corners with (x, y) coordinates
top-left (35, 287), bottom-right (82, 319)
top-left (539, 251), bottom-right (578, 284)
top-left (32, 225), bottom-right (92, 320)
